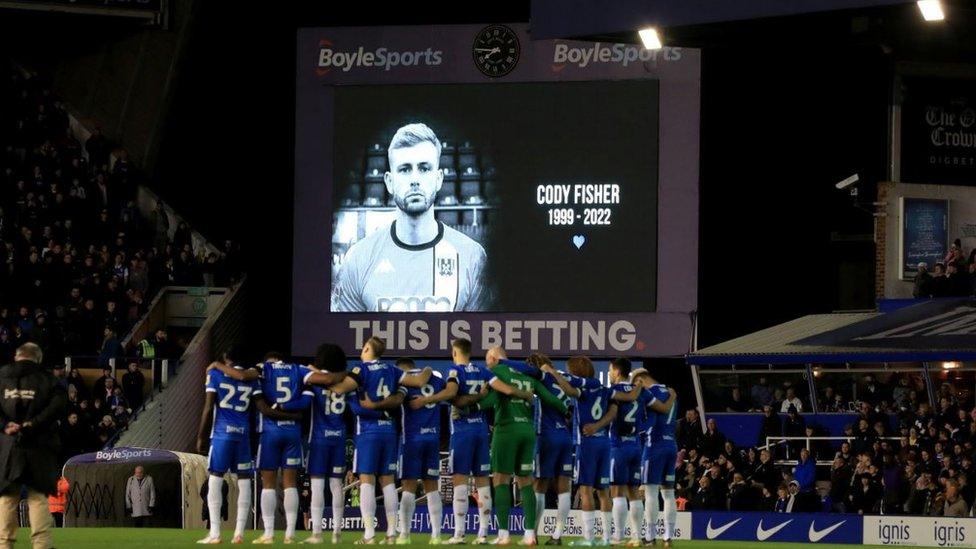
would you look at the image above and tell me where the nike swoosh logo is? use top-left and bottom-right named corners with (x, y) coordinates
top-left (809, 520), bottom-right (845, 542)
top-left (756, 519), bottom-right (793, 541)
top-left (706, 518), bottom-right (742, 539)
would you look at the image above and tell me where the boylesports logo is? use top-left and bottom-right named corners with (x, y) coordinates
top-left (551, 42), bottom-right (682, 72)
top-left (96, 448), bottom-right (153, 461)
top-left (315, 39), bottom-right (443, 76)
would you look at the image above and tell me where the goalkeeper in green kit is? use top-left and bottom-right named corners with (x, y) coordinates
top-left (468, 346), bottom-right (568, 546)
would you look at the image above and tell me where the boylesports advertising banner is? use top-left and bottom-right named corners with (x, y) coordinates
top-left (692, 510), bottom-right (862, 544)
top-left (293, 24), bottom-right (700, 357)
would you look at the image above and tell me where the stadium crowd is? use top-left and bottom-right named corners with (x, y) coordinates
top-left (678, 372), bottom-right (976, 517)
top-left (0, 66), bottom-right (241, 364)
top-left (913, 238), bottom-right (976, 298)
top-left (0, 65), bottom-right (245, 469)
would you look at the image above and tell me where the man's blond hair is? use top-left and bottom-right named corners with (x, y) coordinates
top-left (15, 342), bottom-right (42, 364)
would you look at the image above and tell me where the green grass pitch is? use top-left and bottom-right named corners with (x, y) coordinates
top-left (13, 528), bottom-right (899, 548)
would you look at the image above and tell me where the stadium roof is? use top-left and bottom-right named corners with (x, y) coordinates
top-left (688, 298), bottom-right (976, 365)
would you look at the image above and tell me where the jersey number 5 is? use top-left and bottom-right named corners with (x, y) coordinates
top-left (276, 376), bottom-right (292, 402)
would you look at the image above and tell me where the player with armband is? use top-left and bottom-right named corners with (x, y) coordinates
top-left (323, 337), bottom-right (432, 544)
top-left (195, 347), bottom-right (305, 545)
top-left (442, 338), bottom-right (495, 545)
top-left (630, 369), bottom-right (677, 548)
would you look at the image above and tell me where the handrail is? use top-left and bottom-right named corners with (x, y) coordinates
top-left (764, 435), bottom-right (904, 466)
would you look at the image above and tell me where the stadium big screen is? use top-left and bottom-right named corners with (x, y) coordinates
top-left (293, 24), bottom-right (700, 357)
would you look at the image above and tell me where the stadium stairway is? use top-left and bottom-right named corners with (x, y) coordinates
top-left (115, 279), bottom-right (247, 452)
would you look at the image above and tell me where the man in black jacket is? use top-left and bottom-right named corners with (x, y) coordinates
top-left (0, 343), bottom-right (66, 549)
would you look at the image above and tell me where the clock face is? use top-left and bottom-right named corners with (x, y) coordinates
top-left (472, 25), bottom-right (520, 78)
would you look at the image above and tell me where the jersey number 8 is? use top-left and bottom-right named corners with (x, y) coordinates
top-left (327, 392), bottom-right (346, 415)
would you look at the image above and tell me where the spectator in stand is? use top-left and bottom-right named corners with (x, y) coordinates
top-left (936, 397), bottom-right (958, 430)
top-left (774, 483), bottom-right (794, 513)
top-left (757, 404), bottom-right (783, 451)
top-left (882, 453), bottom-right (904, 514)
top-left (779, 387), bottom-right (803, 413)
top-left (932, 263), bottom-right (949, 297)
top-left (852, 419), bottom-right (876, 455)
top-left (59, 411), bottom-right (90, 464)
top-left (893, 377), bottom-right (913, 412)
top-left (968, 263), bottom-right (976, 296)
top-left (945, 239), bottom-right (964, 268)
top-left (914, 262), bottom-right (934, 298)
top-left (818, 386), bottom-right (836, 411)
top-left (100, 377), bottom-right (118, 402)
top-left (701, 419), bottom-right (727, 459)
top-left (850, 475), bottom-right (879, 515)
top-left (750, 449), bottom-right (779, 493)
top-left (750, 376), bottom-right (774, 408)
top-left (793, 448), bottom-right (816, 509)
top-left (945, 263), bottom-right (970, 297)
top-left (136, 328), bottom-right (173, 363)
top-left (149, 201), bottom-right (168, 252)
top-left (858, 401), bottom-right (886, 430)
top-left (805, 425), bottom-right (830, 461)
top-left (861, 375), bottom-right (887, 407)
top-left (65, 368), bottom-right (88, 401)
top-left (906, 471), bottom-right (935, 514)
top-left (96, 415), bottom-right (116, 446)
top-left (92, 366), bottom-right (114, 399)
top-left (0, 329), bottom-right (13, 363)
top-left (724, 387), bottom-right (750, 412)
top-left (676, 409), bottom-right (704, 453)
top-left (728, 472), bottom-right (753, 511)
top-left (121, 362), bottom-right (144, 412)
top-left (829, 456), bottom-right (852, 513)
top-left (943, 480), bottom-right (968, 517)
top-left (97, 326), bottom-right (124, 369)
top-left (783, 405), bottom-right (806, 458)
top-left (690, 475), bottom-right (720, 510)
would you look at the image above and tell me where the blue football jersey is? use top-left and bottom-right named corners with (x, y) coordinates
top-left (256, 361), bottom-right (313, 433)
top-left (573, 376), bottom-right (613, 445)
top-left (610, 383), bottom-right (651, 446)
top-left (646, 384), bottom-right (678, 445)
top-left (535, 371), bottom-right (574, 435)
top-left (309, 386), bottom-right (348, 441)
top-left (447, 363), bottom-right (492, 434)
top-left (401, 369), bottom-right (447, 442)
top-left (348, 360), bottom-right (406, 435)
top-left (206, 367), bottom-right (262, 440)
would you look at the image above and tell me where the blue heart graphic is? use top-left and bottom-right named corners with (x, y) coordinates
top-left (572, 235), bottom-right (586, 249)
